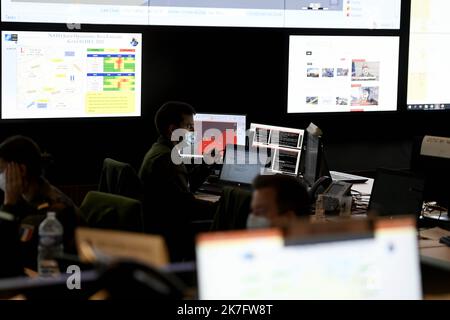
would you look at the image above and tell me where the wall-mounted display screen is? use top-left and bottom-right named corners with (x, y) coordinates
top-left (407, 0), bottom-right (450, 111)
top-left (287, 35), bottom-right (400, 114)
top-left (1, 0), bottom-right (401, 29)
top-left (1, 31), bottom-right (142, 119)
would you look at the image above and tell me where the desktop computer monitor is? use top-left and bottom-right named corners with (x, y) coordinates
top-left (411, 136), bottom-right (450, 208)
top-left (407, 0), bottom-right (450, 111)
top-left (1, 31), bottom-right (142, 120)
top-left (196, 217), bottom-right (422, 300)
top-left (250, 123), bottom-right (304, 176)
top-left (192, 113), bottom-right (246, 156)
top-left (287, 35), bottom-right (400, 114)
top-left (368, 168), bottom-right (425, 217)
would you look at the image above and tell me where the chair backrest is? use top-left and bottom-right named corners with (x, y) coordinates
top-left (76, 227), bottom-right (169, 268)
top-left (211, 186), bottom-right (252, 231)
top-left (98, 158), bottom-right (143, 201)
top-left (80, 191), bottom-right (144, 233)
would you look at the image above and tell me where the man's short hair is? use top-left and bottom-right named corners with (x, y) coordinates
top-left (154, 101), bottom-right (196, 136)
top-left (0, 135), bottom-right (42, 178)
top-left (252, 174), bottom-right (311, 216)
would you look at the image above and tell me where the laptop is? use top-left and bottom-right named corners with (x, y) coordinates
top-left (196, 217), bottom-right (422, 300)
top-left (197, 144), bottom-right (270, 195)
top-left (368, 168), bottom-right (425, 217)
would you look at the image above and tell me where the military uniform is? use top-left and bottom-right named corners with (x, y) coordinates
top-left (139, 136), bottom-right (214, 261)
top-left (0, 177), bottom-right (80, 275)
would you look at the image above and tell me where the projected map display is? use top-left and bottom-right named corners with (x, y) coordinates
top-left (1, 31), bottom-right (142, 119)
top-left (1, 0), bottom-right (401, 29)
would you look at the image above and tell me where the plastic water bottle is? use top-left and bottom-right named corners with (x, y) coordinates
top-left (38, 212), bottom-right (64, 277)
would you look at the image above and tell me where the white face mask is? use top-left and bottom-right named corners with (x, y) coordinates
top-left (0, 173), bottom-right (5, 192)
top-left (184, 131), bottom-right (196, 145)
top-left (246, 213), bottom-right (271, 230)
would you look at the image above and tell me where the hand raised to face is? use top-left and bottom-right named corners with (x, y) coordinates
top-left (4, 162), bottom-right (25, 206)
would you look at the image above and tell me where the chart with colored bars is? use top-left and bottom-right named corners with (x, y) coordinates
top-left (87, 49), bottom-right (136, 93)
top-left (103, 55), bottom-right (136, 92)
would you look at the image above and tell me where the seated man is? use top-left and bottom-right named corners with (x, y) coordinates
top-left (247, 174), bottom-right (311, 229)
top-left (139, 101), bottom-right (214, 261)
top-left (0, 136), bottom-right (80, 275)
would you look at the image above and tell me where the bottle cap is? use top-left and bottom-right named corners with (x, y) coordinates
top-left (47, 212), bottom-right (56, 218)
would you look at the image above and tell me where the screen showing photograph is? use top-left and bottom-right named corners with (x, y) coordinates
top-left (288, 35), bottom-right (399, 113)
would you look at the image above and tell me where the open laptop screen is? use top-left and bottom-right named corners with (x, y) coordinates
top-left (196, 217), bottom-right (421, 300)
top-left (219, 144), bottom-right (269, 185)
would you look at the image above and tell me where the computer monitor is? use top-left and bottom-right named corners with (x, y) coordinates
top-left (250, 123), bottom-right (304, 176)
top-left (1, 31), bottom-right (142, 120)
top-left (1, 0), bottom-right (402, 29)
top-left (196, 217), bottom-right (422, 300)
top-left (368, 168), bottom-right (425, 217)
top-left (193, 113), bottom-right (246, 156)
top-left (411, 136), bottom-right (450, 208)
top-left (407, 0), bottom-right (450, 111)
top-left (302, 123), bottom-right (328, 186)
top-left (287, 35), bottom-right (400, 114)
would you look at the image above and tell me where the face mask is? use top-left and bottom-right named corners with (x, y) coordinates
top-left (246, 213), bottom-right (271, 230)
top-left (184, 131), bottom-right (196, 145)
top-left (0, 173), bottom-right (5, 192)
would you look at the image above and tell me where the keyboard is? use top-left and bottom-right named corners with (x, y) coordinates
top-left (198, 180), bottom-right (253, 195)
top-left (197, 183), bottom-right (224, 196)
top-left (330, 171), bottom-right (369, 184)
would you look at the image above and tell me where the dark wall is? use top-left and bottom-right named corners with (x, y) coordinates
top-left (0, 2), bottom-right (449, 185)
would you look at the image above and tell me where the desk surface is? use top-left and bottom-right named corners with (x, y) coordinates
top-left (351, 178), bottom-right (374, 196)
top-left (195, 192), bottom-right (221, 203)
top-left (420, 238), bottom-right (450, 271)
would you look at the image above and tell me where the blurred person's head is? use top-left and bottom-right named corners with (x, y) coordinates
top-left (362, 88), bottom-right (371, 101)
top-left (362, 65), bottom-right (370, 77)
top-left (247, 174), bottom-right (311, 229)
top-left (155, 101), bottom-right (196, 140)
top-left (0, 136), bottom-right (43, 191)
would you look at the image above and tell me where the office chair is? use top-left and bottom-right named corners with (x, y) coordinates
top-left (211, 186), bottom-right (252, 231)
top-left (80, 191), bottom-right (145, 233)
top-left (98, 158), bottom-right (143, 201)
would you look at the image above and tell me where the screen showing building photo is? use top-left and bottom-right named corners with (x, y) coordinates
top-left (287, 35), bottom-right (399, 113)
top-left (1, 31), bottom-right (142, 119)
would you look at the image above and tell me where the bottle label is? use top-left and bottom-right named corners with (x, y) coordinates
top-left (38, 259), bottom-right (61, 277)
top-left (40, 235), bottom-right (63, 247)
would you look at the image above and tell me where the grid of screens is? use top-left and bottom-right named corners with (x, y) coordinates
top-left (250, 123), bottom-right (304, 176)
top-left (407, 0), bottom-right (450, 111)
top-left (1, 0), bottom-right (402, 29)
top-left (287, 35), bottom-right (400, 114)
top-left (1, 31), bottom-right (142, 119)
